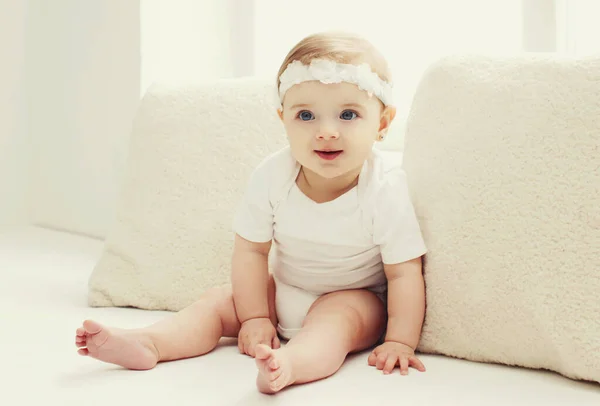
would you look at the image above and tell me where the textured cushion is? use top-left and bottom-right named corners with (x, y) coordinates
top-left (88, 78), bottom-right (288, 311)
top-left (402, 55), bottom-right (600, 383)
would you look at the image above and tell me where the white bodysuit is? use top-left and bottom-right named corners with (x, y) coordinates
top-left (233, 146), bottom-right (426, 339)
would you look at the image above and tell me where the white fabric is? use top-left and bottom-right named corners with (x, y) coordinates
top-left (273, 277), bottom-right (322, 339)
top-left (403, 54), bottom-right (600, 384)
top-left (2, 226), bottom-right (600, 405)
top-left (233, 146), bottom-right (426, 288)
top-left (278, 59), bottom-right (394, 105)
top-left (233, 146), bottom-right (426, 339)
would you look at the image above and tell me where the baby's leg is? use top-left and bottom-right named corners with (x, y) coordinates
top-left (255, 289), bottom-right (386, 393)
top-left (75, 278), bottom-right (277, 370)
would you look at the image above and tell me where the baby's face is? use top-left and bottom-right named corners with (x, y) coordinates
top-left (279, 81), bottom-right (391, 180)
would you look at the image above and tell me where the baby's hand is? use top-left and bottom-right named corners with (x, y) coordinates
top-left (368, 341), bottom-right (426, 375)
top-left (238, 317), bottom-right (280, 357)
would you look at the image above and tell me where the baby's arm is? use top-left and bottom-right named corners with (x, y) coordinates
top-left (231, 234), bottom-right (271, 321)
top-left (369, 166), bottom-right (428, 374)
top-left (383, 257), bottom-right (425, 350)
top-left (368, 257), bottom-right (427, 375)
top-left (231, 234), bottom-right (278, 356)
top-left (230, 150), bottom-right (288, 356)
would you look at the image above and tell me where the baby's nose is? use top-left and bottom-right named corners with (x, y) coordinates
top-left (316, 125), bottom-right (340, 140)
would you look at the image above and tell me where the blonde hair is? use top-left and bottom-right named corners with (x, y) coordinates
top-left (276, 32), bottom-right (392, 89)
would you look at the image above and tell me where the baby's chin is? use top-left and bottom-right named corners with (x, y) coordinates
top-left (305, 164), bottom-right (354, 180)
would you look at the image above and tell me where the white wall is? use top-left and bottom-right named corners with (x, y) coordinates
top-left (0, 0), bottom-right (29, 229)
top-left (522, 0), bottom-right (557, 52)
top-left (2, 0), bottom-right (234, 238)
top-left (141, 0), bottom-right (234, 95)
top-left (25, 0), bottom-right (141, 238)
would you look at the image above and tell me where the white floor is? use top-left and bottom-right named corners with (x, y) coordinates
top-left (1, 227), bottom-right (599, 405)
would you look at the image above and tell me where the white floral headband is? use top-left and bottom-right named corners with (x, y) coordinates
top-left (278, 59), bottom-right (394, 106)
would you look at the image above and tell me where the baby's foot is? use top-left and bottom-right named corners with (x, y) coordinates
top-left (75, 320), bottom-right (159, 370)
top-left (255, 344), bottom-right (295, 394)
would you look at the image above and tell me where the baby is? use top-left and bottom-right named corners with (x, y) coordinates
top-left (75, 31), bottom-right (427, 394)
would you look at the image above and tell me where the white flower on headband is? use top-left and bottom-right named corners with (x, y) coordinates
top-left (306, 59), bottom-right (342, 84)
top-left (278, 59), bottom-right (393, 106)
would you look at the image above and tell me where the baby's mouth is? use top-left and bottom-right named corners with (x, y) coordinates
top-left (315, 150), bottom-right (343, 161)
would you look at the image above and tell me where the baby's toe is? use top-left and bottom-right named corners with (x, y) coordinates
top-left (269, 367), bottom-right (283, 382)
top-left (268, 358), bottom-right (279, 369)
top-left (76, 340), bottom-right (87, 348)
top-left (76, 327), bottom-right (86, 336)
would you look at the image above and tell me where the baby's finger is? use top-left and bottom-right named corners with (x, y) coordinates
top-left (258, 335), bottom-right (272, 349)
top-left (367, 351), bottom-right (378, 366)
top-left (247, 339), bottom-right (258, 357)
top-left (376, 353), bottom-right (388, 370)
top-left (272, 335), bottom-right (281, 349)
top-left (251, 334), bottom-right (271, 356)
top-left (409, 356), bottom-right (426, 372)
top-left (243, 340), bottom-right (252, 356)
top-left (400, 356), bottom-right (409, 375)
top-left (383, 355), bottom-right (398, 375)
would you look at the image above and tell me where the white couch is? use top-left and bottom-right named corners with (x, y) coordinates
top-left (3, 57), bottom-right (600, 405)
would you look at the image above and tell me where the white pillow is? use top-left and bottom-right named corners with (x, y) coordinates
top-left (88, 78), bottom-right (288, 311)
top-left (403, 55), bottom-right (600, 383)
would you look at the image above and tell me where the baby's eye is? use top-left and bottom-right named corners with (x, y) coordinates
top-left (340, 110), bottom-right (358, 120)
top-left (298, 111), bottom-right (315, 121)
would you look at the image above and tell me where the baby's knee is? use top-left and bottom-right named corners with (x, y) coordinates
top-left (337, 292), bottom-right (386, 346)
top-left (340, 302), bottom-right (365, 333)
top-left (310, 290), bottom-right (382, 329)
top-left (197, 286), bottom-right (234, 313)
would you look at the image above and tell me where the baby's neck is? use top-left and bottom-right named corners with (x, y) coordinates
top-left (297, 167), bottom-right (360, 204)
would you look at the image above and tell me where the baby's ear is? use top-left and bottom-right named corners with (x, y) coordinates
top-left (277, 108), bottom-right (284, 121)
top-left (386, 106), bottom-right (397, 121)
top-left (379, 106), bottom-right (396, 132)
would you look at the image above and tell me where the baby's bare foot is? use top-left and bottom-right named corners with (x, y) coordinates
top-left (75, 320), bottom-right (159, 370)
top-left (255, 344), bottom-right (295, 394)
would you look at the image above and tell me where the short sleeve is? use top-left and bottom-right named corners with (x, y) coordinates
top-left (232, 162), bottom-right (274, 243)
top-left (373, 169), bottom-right (427, 264)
